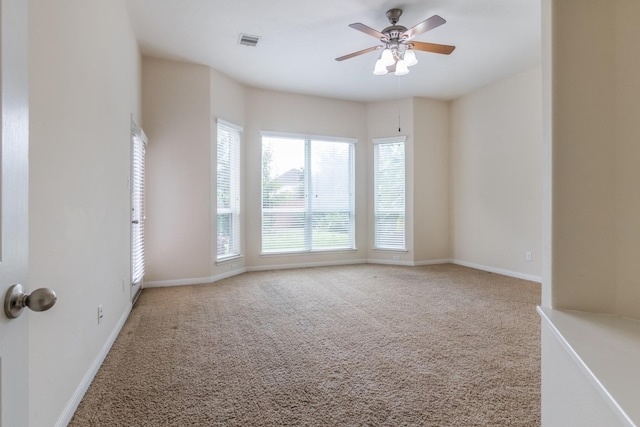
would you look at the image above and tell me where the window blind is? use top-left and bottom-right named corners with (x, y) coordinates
top-left (262, 135), bottom-right (354, 253)
top-left (131, 133), bottom-right (146, 284)
top-left (373, 138), bottom-right (406, 250)
top-left (217, 120), bottom-right (242, 259)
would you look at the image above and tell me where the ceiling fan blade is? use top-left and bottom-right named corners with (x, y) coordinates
top-left (335, 45), bottom-right (382, 61)
top-left (402, 15), bottom-right (446, 40)
top-left (349, 23), bottom-right (387, 40)
top-left (410, 41), bottom-right (456, 55)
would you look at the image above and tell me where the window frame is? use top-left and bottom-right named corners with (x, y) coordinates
top-left (373, 136), bottom-right (407, 251)
top-left (216, 119), bottom-right (243, 261)
top-left (260, 131), bottom-right (356, 255)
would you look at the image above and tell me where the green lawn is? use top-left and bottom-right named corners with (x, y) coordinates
top-left (262, 229), bottom-right (351, 252)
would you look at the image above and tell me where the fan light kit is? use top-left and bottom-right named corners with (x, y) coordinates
top-left (336, 8), bottom-right (455, 76)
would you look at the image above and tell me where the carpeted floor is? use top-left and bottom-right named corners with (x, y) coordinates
top-left (69, 264), bottom-right (541, 426)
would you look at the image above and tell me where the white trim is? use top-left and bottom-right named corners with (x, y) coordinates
top-left (260, 130), bottom-right (357, 144)
top-left (130, 116), bottom-right (148, 144)
top-left (247, 258), bottom-right (367, 272)
top-left (451, 259), bottom-right (542, 283)
top-left (217, 118), bottom-right (243, 133)
top-left (55, 303), bottom-right (133, 427)
top-left (372, 135), bottom-right (407, 144)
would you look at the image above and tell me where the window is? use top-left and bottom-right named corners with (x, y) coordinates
top-left (217, 119), bottom-right (242, 260)
top-left (373, 137), bottom-right (406, 250)
top-left (131, 126), bottom-right (147, 285)
top-left (261, 133), bottom-right (355, 254)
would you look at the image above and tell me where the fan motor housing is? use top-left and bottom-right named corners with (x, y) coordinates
top-left (382, 25), bottom-right (408, 41)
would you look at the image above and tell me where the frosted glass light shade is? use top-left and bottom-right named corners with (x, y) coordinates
top-left (404, 49), bottom-right (418, 67)
top-left (380, 48), bottom-right (395, 67)
top-left (395, 59), bottom-right (409, 76)
top-left (373, 58), bottom-right (388, 75)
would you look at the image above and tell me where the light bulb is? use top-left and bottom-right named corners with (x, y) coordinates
top-left (404, 49), bottom-right (418, 67)
top-left (373, 58), bottom-right (388, 75)
top-left (380, 48), bottom-right (395, 67)
top-left (395, 59), bottom-right (409, 76)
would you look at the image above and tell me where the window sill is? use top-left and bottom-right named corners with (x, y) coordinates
top-left (215, 254), bottom-right (244, 265)
top-left (371, 248), bottom-right (408, 253)
top-left (260, 248), bottom-right (358, 257)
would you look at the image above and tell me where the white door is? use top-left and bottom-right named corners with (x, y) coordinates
top-left (131, 123), bottom-right (147, 301)
top-left (0, 0), bottom-right (30, 425)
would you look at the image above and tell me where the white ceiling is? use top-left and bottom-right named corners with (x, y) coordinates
top-left (126, 0), bottom-right (541, 102)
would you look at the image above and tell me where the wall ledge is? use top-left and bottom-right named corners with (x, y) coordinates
top-left (538, 306), bottom-right (640, 427)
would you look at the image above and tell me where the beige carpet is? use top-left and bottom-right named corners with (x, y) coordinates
top-left (70, 264), bottom-right (540, 426)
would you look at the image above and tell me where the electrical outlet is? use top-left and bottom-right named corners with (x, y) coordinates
top-left (98, 305), bottom-right (104, 324)
top-left (525, 251), bottom-right (532, 262)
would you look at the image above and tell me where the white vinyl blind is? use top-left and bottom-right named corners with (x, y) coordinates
top-left (262, 135), bottom-right (354, 253)
top-left (373, 138), bottom-right (406, 250)
top-left (217, 120), bottom-right (242, 260)
top-left (131, 132), bottom-right (146, 284)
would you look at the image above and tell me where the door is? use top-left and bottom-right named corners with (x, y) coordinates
top-left (131, 122), bottom-right (147, 302)
top-left (0, 0), bottom-right (30, 425)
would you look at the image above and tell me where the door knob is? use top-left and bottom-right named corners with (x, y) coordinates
top-left (4, 284), bottom-right (57, 319)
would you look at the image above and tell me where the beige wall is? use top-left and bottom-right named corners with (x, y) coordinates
top-left (210, 69), bottom-right (246, 276)
top-left (451, 66), bottom-right (543, 280)
top-left (541, 2), bottom-right (640, 424)
top-left (366, 99), bottom-right (415, 263)
top-left (142, 58), bottom-right (212, 283)
top-left (29, 0), bottom-right (141, 425)
top-left (413, 97), bottom-right (451, 263)
top-left (613, 0), bottom-right (640, 318)
top-left (548, 0), bottom-right (640, 318)
top-left (143, 62), bottom-right (542, 278)
top-left (244, 88), bottom-right (369, 269)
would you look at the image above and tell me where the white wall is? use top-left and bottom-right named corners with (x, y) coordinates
top-left (29, 0), bottom-right (141, 425)
top-left (244, 88), bottom-right (369, 269)
top-left (450, 66), bottom-right (543, 280)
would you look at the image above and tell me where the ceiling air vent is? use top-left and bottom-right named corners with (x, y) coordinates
top-left (238, 34), bottom-right (260, 47)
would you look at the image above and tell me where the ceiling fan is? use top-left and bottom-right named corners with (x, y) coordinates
top-left (335, 8), bottom-right (455, 76)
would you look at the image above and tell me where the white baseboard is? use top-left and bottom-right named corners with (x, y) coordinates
top-left (144, 276), bottom-right (214, 288)
top-left (55, 303), bottom-right (132, 427)
top-left (247, 258), bottom-right (367, 272)
top-left (144, 268), bottom-right (248, 288)
top-left (451, 259), bottom-right (542, 283)
top-left (146, 259), bottom-right (541, 287)
top-left (413, 259), bottom-right (452, 266)
top-left (366, 258), bottom-right (415, 266)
